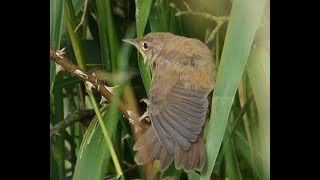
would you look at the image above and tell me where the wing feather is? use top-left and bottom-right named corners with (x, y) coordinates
top-left (150, 82), bottom-right (210, 152)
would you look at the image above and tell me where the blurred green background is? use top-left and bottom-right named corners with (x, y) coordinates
top-left (50, 0), bottom-right (270, 179)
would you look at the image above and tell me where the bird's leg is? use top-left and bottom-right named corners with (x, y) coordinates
top-left (138, 110), bottom-right (150, 122)
top-left (138, 98), bottom-right (150, 122)
top-left (140, 98), bottom-right (150, 105)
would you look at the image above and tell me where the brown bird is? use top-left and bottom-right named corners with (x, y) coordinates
top-left (123, 32), bottom-right (217, 172)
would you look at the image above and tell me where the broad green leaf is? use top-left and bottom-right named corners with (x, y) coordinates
top-left (188, 171), bottom-right (200, 180)
top-left (135, 0), bottom-right (152, 95)
top-left (161, 163), bottom-right (182, 179)
top-left (247, 46), bottom-right (270, 179)
top-left (52, 88), bottom-right (66, 179)
top-left (50, 0), bottom-right (64, 95)
top-left (214, 96), bottom-right (253, 173)
top-left (149, 3), bottom-right (160, 32)
top-left (96, 0), bottom-right (111, 69)
top-left (96, 0), bottom-right (119, 70)
top-left (155, 0), bottom-right (169, 32)
top-left (60, 0), bottom-right (86, 36)
top-left (72, 0), bottom-right (85, 14)
top-left (150, 0), bottom-right (178, 33)
top-left (54, 76), bottom-right (80, 90)
top-left (73, 105), bottom-right (121, 180)
top-left (64, 0), bottom-right (87, 70)
top-left (225, 140), bottom-right (242, 180)
top-left (201, 0), bottom-right (267, 179)
top-left (135, 0), bottom-right (152, 37)
top-left (50, 151), bottom-right (59, 180)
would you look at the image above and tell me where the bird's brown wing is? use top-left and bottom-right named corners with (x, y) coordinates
top-left (149, 69), bottom-right (210, 154)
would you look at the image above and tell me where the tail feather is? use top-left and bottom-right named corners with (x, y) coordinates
top-left (174, 144), bottom-right (185, 170)
top-left (158, 149), bottom-right (174, 171)
top-left (195, 137), bottom-right (205, 171)
top-left (174, 136), bottom-right (204, 172)
top-left (134, 127), bottom-right (205, 172)
top-left (134, 127), bottom-right (158, 165)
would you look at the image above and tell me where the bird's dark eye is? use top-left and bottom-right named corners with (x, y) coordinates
top-left (142, 42), bottom-right (149, 50)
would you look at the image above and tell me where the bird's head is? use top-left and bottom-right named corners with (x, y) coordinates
top-left (122, 32), bottom-right (176, 64)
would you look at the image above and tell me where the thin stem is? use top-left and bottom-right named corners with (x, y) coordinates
top-left (215, 30), bottom-right (220, 67)
top-left (50, 110), bottom-right (95, 139)
top-left (243, 74), bottom-right (255, 167)
top-left (169, 0), bottom-right (229, 44)
top-left (50, 48), bottom-right (150, 131)
top-left (74, 0), bottom-right (89, 33)
top-left (64, 1), bottom-right (86, 70)
top-left (63, 2), bottom-right (125, 177)
top-left (87, 90), bottom-right (124, 178)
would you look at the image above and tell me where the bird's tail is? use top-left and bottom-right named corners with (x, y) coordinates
top-left (133, 126), bottom-right (173, 171)
top-left (133, 126), bottom-right (205, 172)
top-left (174, 134), bottom-right (205, 172)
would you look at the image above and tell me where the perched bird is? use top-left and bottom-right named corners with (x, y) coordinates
top-left (123, 32), bottom-right (217, 172)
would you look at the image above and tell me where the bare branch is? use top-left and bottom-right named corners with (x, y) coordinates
top-left (169, 0), bottom-right (230, 44)
top-left (50, 109), bottom-right (95, 138)
top-left (50, 47), bottom-right (157, 179)
top-left (50, 48), bottom-right (149, 132)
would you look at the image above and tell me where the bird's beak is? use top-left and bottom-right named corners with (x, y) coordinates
top-left (122, 38), bottom-right (148, 64)
top-left (122, 39), bottom-right (137, 46)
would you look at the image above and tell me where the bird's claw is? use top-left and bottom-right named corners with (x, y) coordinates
top-left (140, 98), bottom-right (150, 105)
top-left (138, 111), bottom-right (150, 122)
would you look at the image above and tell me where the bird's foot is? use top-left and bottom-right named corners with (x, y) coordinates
top-left (140, 98), bottom-right (150, 106)
top-left (138, 111), bottom-right (150, 122)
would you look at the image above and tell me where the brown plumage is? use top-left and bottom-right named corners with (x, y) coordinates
top-left (123, 32), bottom-right (216, 172)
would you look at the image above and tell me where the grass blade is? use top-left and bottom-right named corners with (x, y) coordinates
top-left (247, 46), bottom-right (270, 179)
top-left (50, 0), bottom-right (65, 95)
top-left (73, 105), bottom-right (121, 180)
top-left (50, 150), bottom-right (59, 180)
top-left (135, 0), bottom-right (152, 94)
top-left (96, 0), bottom-right (119, 70)
top-left (65, 1), bottom-right (124, 178)
top-left (72, 0), bottom-right (85, 14)
top-left (201, 0), bottom-right (267, 179)
top-left (161, 163), bottom-right (182, 179)
top-left (50, 6), bottom-right (64, 177)
top-left (96, 0), bottom-right (111, 69)
top-left (214, 96), bottom-right (253, 173)
top-left (52, 88), bottom-right (66, 179)
top-left (135, 0), bottom-right (152, 38)
top-left (225, 140), bottom-right (242, 180)
top-left (188, 171), bottom-right (200, 180)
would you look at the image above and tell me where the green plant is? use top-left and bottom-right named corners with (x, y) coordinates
top-left (50, 0), bottom-right (269, 179)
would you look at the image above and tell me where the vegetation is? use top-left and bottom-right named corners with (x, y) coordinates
top-left (50, 0), bottom-right (270, 179)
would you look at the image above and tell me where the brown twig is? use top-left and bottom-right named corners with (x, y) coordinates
top-left (50, 48), bottom-right (156, 179)
top-left (50, 109), bottom-right (95, 139)
top-left (169, 0), bottom-right (229, 44)
top-left (50, 48), bottom-right (149, 132)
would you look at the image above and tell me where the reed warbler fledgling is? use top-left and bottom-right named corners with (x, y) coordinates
top-left (123, 32), bottom-right (217, 172)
